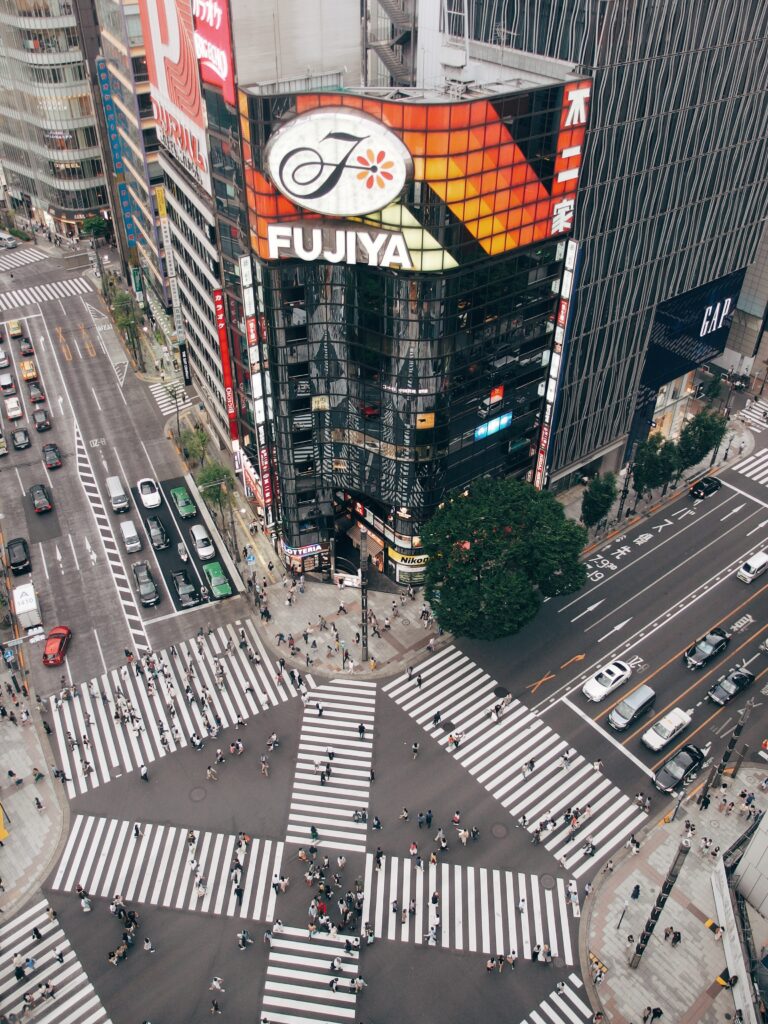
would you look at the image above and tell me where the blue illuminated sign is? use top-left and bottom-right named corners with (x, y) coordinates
top-left (474, 412), bottom-right (513, 441)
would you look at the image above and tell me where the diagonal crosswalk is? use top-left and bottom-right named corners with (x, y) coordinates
top-left (738, 398), bottom-right (768, 434)
top-left (383, 647), bottom-right (646, 878)
top-left (0, 246), bottom-right (47, 273)
top-left (733, 447), bottom-right (768, 486)
top-left (360, 853), bottom-right (578, 963)
top-left (50, 619), bottom-right (317, 798)
top-left (261, 926), bottom-right (362, 1024)
top-left (148, 379), bottom-right (194, 417)
top-left (0, 898), bottom-right (112, 1024)
top-left (0, 275), bottom-right (92, 310)
top-left (519, 974), bottom-right (592, 1024)
top-left (285, 679), bottom-right (376, 852)
top-left (51, 814), bottom-right (283, 921)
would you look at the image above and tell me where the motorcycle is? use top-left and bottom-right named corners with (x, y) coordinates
top-left (178, 542), bottom-right (189, 563)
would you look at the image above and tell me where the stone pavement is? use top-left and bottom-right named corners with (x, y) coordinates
top-left (582, 766), bottom-right (767, 1024)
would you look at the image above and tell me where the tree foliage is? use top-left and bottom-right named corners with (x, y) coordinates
top-left (196, 461), bottom-right (235, 509)
top-left (181, 425), bottom-right (208, 465)
top-left (581, 473), bottom-right (618, 529)
top-left (81, 214), bottom-right (110, 239)
top-left (422, 478), bottom-right (587, 640)
top-left (632, 433), bottom-right (678, 497)
top-left (677, 409), bottom-right (728, 472)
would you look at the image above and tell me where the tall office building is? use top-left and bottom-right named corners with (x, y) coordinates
top-left (0, 0), bottom-right (109, 234)
top-left (452, 0), bottom-right (768, 483)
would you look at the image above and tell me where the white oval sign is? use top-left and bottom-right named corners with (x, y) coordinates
top-left (264, 107), bottom-right (413, 218)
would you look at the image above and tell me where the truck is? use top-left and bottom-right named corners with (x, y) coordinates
top-left (11, 582), bottom-right (44, 639)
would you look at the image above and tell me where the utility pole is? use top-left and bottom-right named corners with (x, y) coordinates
top-left (628, 839), bottom-right (691, 969)
top-left (360, 527), bottom-right (369, 664)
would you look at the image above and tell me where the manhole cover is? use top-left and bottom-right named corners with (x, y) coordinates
top-left (553, 956), bottom-right (564, 969)
top-left (491, 823), bottom-right (508, 838)
top-left (540, 874), bottom-right (556, 890)
top-left (440, 719), bottom-right (455, 732)
top-left (493, 686), bottom-right (509, 698)
top-left (190, 786), bottom-right (206, 802)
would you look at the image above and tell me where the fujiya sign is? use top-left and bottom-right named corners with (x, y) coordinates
top-left (264, 107), bottom-right (413, 218)
top-left (268, 223), bottom-right (413, 269)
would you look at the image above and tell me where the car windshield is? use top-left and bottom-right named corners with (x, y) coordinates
top-left (141, 482), bottom-right (154, 493)
top-left (210, 569), bottom-right (225, 585)
top-left (179, 580), bottom-right (194, 594)
top-left (720, 678), bottom-right (739, 695)
top-left (139, 580), bottom-right (154, 595)
top-left (665, 756), bottom-right (691, 780)
top-left (696, 640), bottom-right (715, 656)
top-left (654, 721), bottom-right (673, 740)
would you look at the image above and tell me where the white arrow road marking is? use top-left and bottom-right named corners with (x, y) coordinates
top-left (746, 519), bottom-right (768, 536)
top-left (571, 600), bottom-right (605, 623)
top-left (721, 504), bottom-right (746, 521)
top-left (593, 618), bottom-right (633, 640)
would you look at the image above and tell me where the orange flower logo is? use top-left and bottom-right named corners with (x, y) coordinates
top-left (356, 149), bottom-right (395, 190)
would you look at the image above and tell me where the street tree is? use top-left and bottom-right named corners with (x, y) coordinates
top-left (631, 433), bottom-right (665, 499)
top-left (581, 472), bottom-right (617, 529)
top-left (181, 426), bottom-right (208, 465)
top-left (422, 478), bottom-right (587, 640)
top-left (677, 409), bottom-right (728, 473)
top-left (80, 214), bottom-right (110, 239)
top-left (196, 461), bottom-right (235, 510)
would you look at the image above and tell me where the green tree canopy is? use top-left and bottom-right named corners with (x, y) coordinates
top-left (81, 214), bottom-right (110, 239)
top-left (422, 478), bottom-right (587, 640)
top-left (677, 409), bottom-right (728, 472)
top-left (196, 461), bottom-right (235, 509)
top-left (632, 432), bottom-right (679, 498)
top-left (581, 472), bottom-right (618, 529)
top-left (181, 425), bottom-right (208, 465)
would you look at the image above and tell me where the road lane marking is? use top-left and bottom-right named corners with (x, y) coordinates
top-left (571, 601), bottom-right (603, 622)
top-left (562, 696), bottom-right (654, 778)
top-left (720, 479), bottom-right (768, 509)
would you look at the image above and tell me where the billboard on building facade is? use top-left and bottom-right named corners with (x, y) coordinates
top-left (137, 0), bottom-right (211, 195)
top-left (213, 288), bottom-right (239, 441)
top-left (192, 0), bottom-right (235, 106)
top-left (244, 81), bottom-right (591, 273)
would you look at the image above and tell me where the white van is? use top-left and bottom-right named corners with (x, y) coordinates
top-left (106, 475), bottom-right (130, 513)
top-left (190, 523), bottom-right (215, 560)
top-left (12, 582), bottom-right (43, 638)
top-left (119, 520), bottom-right (142, 553)
top-left (736, 550), bottom-right (768, 583)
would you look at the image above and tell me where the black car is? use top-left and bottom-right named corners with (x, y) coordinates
top-left (684, 627), bottom-right (730, 669)
top-left (11, 427), bottom-right (30, 450)
top-left (654, 744), bottom-right (706, 793)
top-left (7, 536), bottom-right (31, 574)
top-left (42, 442), bottom-right (62, 469)
top-left (171, 568), bottom-right (200, 608)
top-left (19, 338), bottom-right (33, 356)
top-left (32, 408), bottom-right (51, 431)
top-left (689, 476), bottom-right (722, 500)
top-left (29, 483), bottom-right (52, 513)
top-left (132, 560), bottom-right (160, 606)
top-left (707, 667), bottom-right (755, 706)
top-left (28, 382), bottom-right (45, 403)
top-left (145, 514), bottom-right (170, 550)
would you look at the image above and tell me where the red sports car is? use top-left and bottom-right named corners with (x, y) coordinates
top-left (42, 626), bottom-right (72, 666)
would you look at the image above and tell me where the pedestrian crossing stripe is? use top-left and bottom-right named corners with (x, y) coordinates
top-left (518, 974), bottom-right (592, 1024)
top-left (737, 398), bottom-right (768, 434)
top-left (285, 679), bottom-right (376, 853)
top-left (0, 898), bottom-right (112, 1024)
top-left (147, 380), bottom-right (194, 416)
top-left (50, 619), bottom-right (318, 798)
top-left (0, 275), bottom-right (92, 311)
top-left (733, 447), bottom-right (768, 484)
top-left (383, 647), bottom-right (647, 878)
top-left (0, 246), bottom-right (47, 273)
top-left (52, 814), bottom-right (284, 922)
top-left (360, 854), bottom-right (577, 964)
top-left (261, 925), bottom-right (361, 1024)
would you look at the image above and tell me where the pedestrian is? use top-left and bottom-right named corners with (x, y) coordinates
top-left (209, 977), bottom-right (225, 991)
top-left (399, 807), bottom-right (409, 821)
top-left (210, 1000), bottom-right (222, 1015)
top-left (517, 897), bottom-right (526, 914)
top-left (650, 1010), bottom-right (663, 1021)
top-left (358, 723), bottom-right (366, 739)
top-left (631, 884), bottom-right (641, 900)
top-left (664, 926), bottom-right (673, 941)
top-left (485, 958), bottom-right (495, 974)
top-left (412, 742), bottom-right (419, 759)
top-left (143, 938), bottom-right (156, 953)
top-left (31, 926), bottom-right (43, 942)
top-left (671, 930), bottom-right (681, 947)
top-left (139, 764), bottom-right (149, 782)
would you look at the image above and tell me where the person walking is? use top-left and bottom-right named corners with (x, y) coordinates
top-left (139, 764), bottom-right (149, 782)
top-left (143, 938), bottom-right (156, 953)
top-left (631, 884), bottom-right (641, 900)
top-left (671, 930), bottom-right (682, 947)
top-left (358, 723), bottom-right (366, 739)
top-left (209, 977), bottom-right (225, 991)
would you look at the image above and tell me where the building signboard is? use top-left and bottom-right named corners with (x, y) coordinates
top-left (213, 288), bottom-right (239, 441)
top-left (192, 0), bottom-right (235, 106)
top-left (154, 186), bottom-right (185, 344)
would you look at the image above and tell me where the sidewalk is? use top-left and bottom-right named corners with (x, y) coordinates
top-left (583, 766), bottom-right (768, 1023)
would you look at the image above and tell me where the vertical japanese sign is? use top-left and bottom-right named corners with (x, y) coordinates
top-left (192, 0), bottom-right (235, 106)
top-left (154, 186), bottom-right (185, 347)
top-left (96, 58), bottom-right (136, 247)
top-left (213, 288), bottom-right (239, 441)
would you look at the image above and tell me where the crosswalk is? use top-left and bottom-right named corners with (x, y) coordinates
top-left (383, 647), bottom-right (646, 878)
top-left (739, 397), bottom-right (768, 434)
top-left (0, 898), bottom-right (112, 1024)
top-left (52, 814), bottom-right (283, 921)
top-left (0, 275), bottom-right (92, 310)
top-left (285, 679), bottom-right (376, 852)
top-left (50, 618), bottom-right (318, 798)
top-left (733, 447), bottom-right (768, 487)
top-left (148, 379), bottom-right (194, 417)
top-left (0, 245), bottom-right (47, 273)
top-left (360, 854), bottom-right (577, 963)
top-left (519, 974), bottom-right (592, 1024)
top-left (261, 926), bottom-right (361, 1024)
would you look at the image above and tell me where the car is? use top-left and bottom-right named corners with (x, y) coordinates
top-left (145, 514), bottom-right (170, 549)
top-left (7, 320), bottom-right (22, 339)
top-left (19, 338), bottom-right (34, 356)
top-left (707, 667), bottom-right (755, 706)
top-left (170, 485), bottom-right (197, 518)
top-left (137, 477), bottom-right (162, 508)
top-left (171, 568), bottom-right (200, 607)
top-left (32, 408), bottom-right (51, 431)
top-left (581, 660), bottom-right (632, 702)
top-left (42, 626), bottom-right (72, 666)
top-left (4, 396), bottom-right (22, 420)
top-left (684, 627), bottom-right (730, 669)
top-left (29, 483), bottom-right (52, 512)
top-left (11, 427), bottom-right (30, 450)
top-left (190, 523), bottom-right (215, 560)
top-left (7, 536), bottom-right (31, 575)
top-left (42, 442), bottom-right (62, 469)
top-left (28, 382), bottom-right (45, 403)
top-left (0, 350), bottom-right (9, 369)
top-left (132, 560), bottom-right (160, 606)
top-left (654, 744), bottom-right (706, 793)
top-left (689, 476), bottom-right (722, 500)
top-left (203, 561), bottom-right (232, 599)
top-left (0, 430), bottom-right (6, 455)
top-left (641, 707), bottom-right (693, 751)
top-left (19, 359), bottom-right (37, 382)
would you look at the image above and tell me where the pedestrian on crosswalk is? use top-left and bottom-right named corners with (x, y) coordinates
top-left (358, 723), bottom-right (366, 739)
top-left (517, 897), bottom-right (526, 914)
top-left (485, 958), bottom-right (495, 973)
top-left (139, 764), bottom-right (149, 782)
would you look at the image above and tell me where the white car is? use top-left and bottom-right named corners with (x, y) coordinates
top-left (641, 707), bottom-right (693, 751)
top-left (137, 478), bottom-right (162, 508)
top-left (581, 660), bottom-right (632, 702)
top-left (4, 396), bottom-right (22, 420)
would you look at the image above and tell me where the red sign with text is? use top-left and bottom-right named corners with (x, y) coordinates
top-left (213, 288), bottom-right (239, 440)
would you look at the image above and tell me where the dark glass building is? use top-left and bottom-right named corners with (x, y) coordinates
top-left (241, 78), bottom-right (590, 579)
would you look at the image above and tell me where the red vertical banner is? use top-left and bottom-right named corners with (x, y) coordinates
top-left (213, 288), bottom-right (239, 441)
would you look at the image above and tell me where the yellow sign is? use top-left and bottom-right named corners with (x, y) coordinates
top-left (416, 413), bottom-right (435, 429)
top-left (387, 547), bottom-right (428, 566)
top-left (154, 186), bottom-right (167, 219)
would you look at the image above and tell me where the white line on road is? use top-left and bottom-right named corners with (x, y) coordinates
top-left (92, 628), bottom-right (108, 675)
top-left (746, 519), bottom-right (768, 536)
top-left (39, 544), bottom-right (49, 581)
top-left (562, 696), bottom-right (655, 778)
top-left (90, 385), bottom-right (102, 411)
top-left (595, 617), bottom-right (632, 640)
top-left (72, 337), bottom-right (81, 359)
top-left (571, 600), bottom-right (605, 623)
top-left (14, 466), bottom-right (24, 495)
top-left (720, 503), bottom-right (746, 520)
top-left (720, 479), bottom-right (768, 509)
top-left (67, 533), bottom-right (80, 571)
